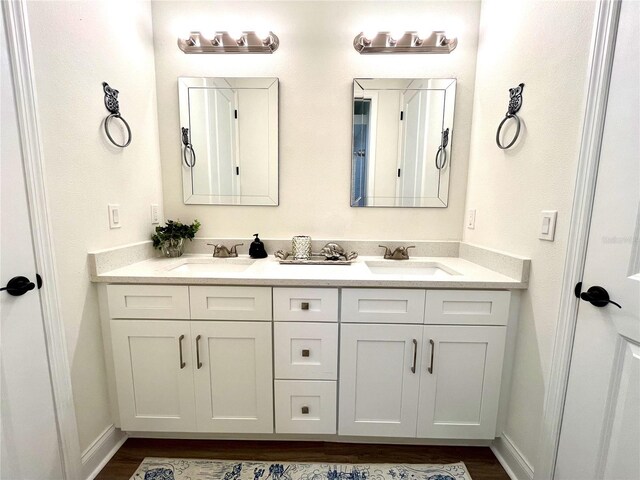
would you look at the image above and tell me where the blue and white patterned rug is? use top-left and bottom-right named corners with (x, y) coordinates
top-left (131, 458), bottom-right (472, 480)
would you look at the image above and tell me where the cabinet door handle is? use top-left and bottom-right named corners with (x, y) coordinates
top-left (301, 348), bottom-right (310, 357)
top-left (301, 406), bottom-right (309, 414)
top-left (196, 334), bottom-right (202, 369)
top-left (301, 302), bottom-right (310, 310)
top-left (178, 334), bottom-right (186, 369)
top-left (411, 338), bottom-right (418, 374)
top-left (428, 339), bottom-right (435, 374)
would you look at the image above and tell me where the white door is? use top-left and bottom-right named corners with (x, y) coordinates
top-left (0, 12), bottom-right (64, 480)
top-left (416, 326), bottom-right (506, 439)
top-left (110, 320), bottom-right (196, 432)
top-left (555, 2), bottom-right (640, 479)
top-left (193, 321), bottom-right (273, 433)
top-left (339, 323), bottom-right (422, 437)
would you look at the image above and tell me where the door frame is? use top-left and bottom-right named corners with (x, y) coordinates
top-left (535, 1), bottom-right (622, 478)
top-left (2, 1), bottom-right (82, 478)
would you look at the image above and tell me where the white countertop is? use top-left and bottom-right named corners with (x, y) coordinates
top-left (90, 254), bottom-right (528, 289)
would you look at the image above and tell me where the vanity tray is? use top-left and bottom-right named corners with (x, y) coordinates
top-left (274, 245), bottom-right (358, 265)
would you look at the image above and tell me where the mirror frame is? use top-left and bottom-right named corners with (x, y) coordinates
top-left (178, 77), bottom-right (279, 205)
top-left (351, 78), bottom-right (456, 208)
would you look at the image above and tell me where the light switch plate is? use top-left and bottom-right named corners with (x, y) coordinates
top-left (539, 210), bottom-right (557, 241)
top-left (466, 209), bottom-right (476, 229)
top-left (108, 204), bottom-right (121, 229)
top-left (150, 204), bottom-right (160, 224)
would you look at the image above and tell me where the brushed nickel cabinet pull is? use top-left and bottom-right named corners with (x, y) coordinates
top-left (301, 302), bottom-right (310, 310)
top-left (411, 338), bottom-right (418, 374)
top-left (302, 349), bottom-right (310, 357)
top-left (196, 334), bottom-right (202, 369)
top-left (428, 339), bottom-right (435, 374)
top-left (301, 406), bottom-right (309, 414)
top-left (179, 334), bottom-right (186, 369)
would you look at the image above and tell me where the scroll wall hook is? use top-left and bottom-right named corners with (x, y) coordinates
top-left (496, 83), bottom-right (524, 150)
top-left (435, 128), bottom-right (450, 169)
top-left (181, 127), bottom-right (196, 167)
top-left (102, 82), bottom-right (132, 148)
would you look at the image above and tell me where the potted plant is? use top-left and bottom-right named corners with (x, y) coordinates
top-left (152, 219), bottom-right (201, 258)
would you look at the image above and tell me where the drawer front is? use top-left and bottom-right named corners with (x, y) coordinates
top-left (190, 286), bottom-right (272, 320)
top-left (274, 380), bottom-right (337, 434)
top-left (341, 288), bottom-right (426, 324)
top-left (274, 322), bottom-right (338, 380)
top-left (107, 285), bottom-right (190, 319)
top-left (273, 288), bottom-right (338, 322)
top-left (426, 290), bottom-right (511, 325)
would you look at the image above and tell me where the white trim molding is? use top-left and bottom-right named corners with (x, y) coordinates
top-left (535, 1), bottom-right (622, 479)
top-left (491, 434), bottom-right (534, 480)
top-left (2, 0), bottom-right (82, 478)
top-left (81, 425), bottom-right (128, 480)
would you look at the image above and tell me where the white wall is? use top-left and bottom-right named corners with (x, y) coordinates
top-left (152, 0), bottom-right (481, 239)
top-left (25, 0), bottom-right (163, 452)
top-left (463, 0), bottom-right (596, 469)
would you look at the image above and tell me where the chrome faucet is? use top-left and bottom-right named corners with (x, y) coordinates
top-left (379, 245), bottom-right (416, 260)
top-left (208, 243), bottom-right (243, 258)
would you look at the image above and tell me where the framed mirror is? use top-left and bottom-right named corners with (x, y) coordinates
top-left (178, 77), bottom-right (279, 205)
top-left (351, 78), bottom-right (456, 207)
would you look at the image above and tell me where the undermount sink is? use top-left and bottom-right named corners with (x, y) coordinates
top-left (167, 257), bottom-right (255, 274)
top-left (365, 260), bottom-right (459, 277)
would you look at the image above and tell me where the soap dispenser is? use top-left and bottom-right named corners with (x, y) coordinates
top-left (249, 233), bottom-right (268, 258)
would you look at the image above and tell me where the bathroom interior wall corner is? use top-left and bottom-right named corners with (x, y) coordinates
top-left (24, 0), bottom-right (164, 452)
top-left (152, 0), bottom-right (481, 240)
top-left (463, 0), bottom-right (597, 469)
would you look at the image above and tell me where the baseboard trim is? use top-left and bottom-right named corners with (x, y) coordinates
top-left (491, 434), bottom-right (534, 480)
top-left (81, 424), bottom-right (128, 480)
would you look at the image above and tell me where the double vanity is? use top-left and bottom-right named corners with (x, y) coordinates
top-left (91, 241), bottom-right (529, 444)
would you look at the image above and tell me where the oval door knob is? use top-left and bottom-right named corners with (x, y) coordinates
top-left (578, 285), bottom-right (622, 309)
top-left (0, 276), bottom-right (36, 296)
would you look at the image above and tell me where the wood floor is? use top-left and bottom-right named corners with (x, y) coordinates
top-left (97, 438), bottom-right (509, 479)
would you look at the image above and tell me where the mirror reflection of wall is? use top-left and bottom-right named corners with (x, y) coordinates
top-left (178, 77), bottom-right (279, 205)
top-left (351, 78), bottom-right (456, 208)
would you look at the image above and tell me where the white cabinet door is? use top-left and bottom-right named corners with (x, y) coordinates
top-left (110, 320), bottom-right (196, 432)
top-left (193, 321), bottom-right (274, 433)
top-left (417, 325), bottom-right (506, 439)
top-left (339, 323), bottom-right (422, 437)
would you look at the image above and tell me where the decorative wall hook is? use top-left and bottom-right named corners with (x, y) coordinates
top-left (496, 83), bottom-right (525, 150)
top-left (102, 82), bottom-right (132, 148)
top-left (181, 127), bottom-right (196, 167)
top-left (353, 31), bottom-right (457, 54)
top-left (177, 31), bottom-right (279, 54)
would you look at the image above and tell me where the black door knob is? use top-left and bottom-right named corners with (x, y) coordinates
top-left (576, 284), bottom-right (622, 309)
top-left (0, 276), bottom-right (36, 296)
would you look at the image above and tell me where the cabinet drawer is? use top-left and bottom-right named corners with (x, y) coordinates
top-left (273, 288), bottom-right (338, 322)
top-left (107, 285), bottom-right (190, 319)
top-left (274, 323), bottom-right (338, 380)
top-left (341, 288), bottom-right (426, 324)
top-left (426, 290), bottom-right (510, 325)
top-left (274, 380), bottom-right (337, 434)
top-left (190, 286), bottom-right (272, 320)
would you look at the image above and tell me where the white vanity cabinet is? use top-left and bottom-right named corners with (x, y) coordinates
top-left (103, 282), bottom-right (512, 441)
top-left (107, 285), bottom-right (274, 434)
top-left (338, 289), bottom-right (509, 440)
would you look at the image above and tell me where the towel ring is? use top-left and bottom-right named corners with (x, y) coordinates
top-left (104, 114), bottom-right (132, 148)
top-left (102, 82), bottom-right (132, 148)
top-left (496, 83), bottom-right (524, 150)
top-left (435, 128), bottom-right (450, 169)
top-left (181, 127), bottom-right (196, 167)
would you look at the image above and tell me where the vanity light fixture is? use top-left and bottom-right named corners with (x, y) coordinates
top-left (177, 31), bottom-right (279, 54)
top-left (353, 31), bottom-right (457, 54)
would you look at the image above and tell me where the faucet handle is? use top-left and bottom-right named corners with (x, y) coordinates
top-left (230, 243), bottom-right (244, 254)
top-left (402, 246), bottom-right (416, 258)
top-left (379, 245), bottom-right (393, 259)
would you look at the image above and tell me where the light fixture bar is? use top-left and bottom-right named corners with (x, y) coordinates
top-left (178, 31), bottom-right (279, 54)
top-left (353, 31), bottom-right (457, 54)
